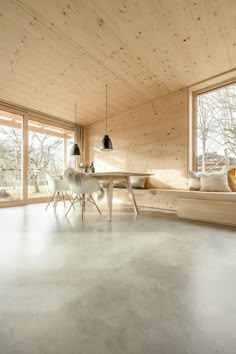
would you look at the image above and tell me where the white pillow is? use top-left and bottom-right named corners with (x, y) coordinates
top-left (189, 171), bottom-right (201, 191)
top-left (113, 180), bottom-right (126, 188)
top-left (200, 171), bottom-right (231, 192)
top-left (131, 176), bottom-right (147, 189)
top-left (113, 176), bottom-right (147, 189)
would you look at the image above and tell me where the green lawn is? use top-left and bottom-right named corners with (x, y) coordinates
top-left (0, 185), bottom-right (51, 202)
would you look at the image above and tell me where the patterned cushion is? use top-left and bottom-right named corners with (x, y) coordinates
top-left (228, 168), bottom-right (236, 192)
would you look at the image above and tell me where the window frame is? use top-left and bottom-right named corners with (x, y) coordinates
top-left (191, 76), bottom-right (236, 172)
top-left (0, 100), bottom-right (75, 207)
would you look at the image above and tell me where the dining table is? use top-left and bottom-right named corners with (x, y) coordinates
top-left (87, 172), bottom-right (152, 221)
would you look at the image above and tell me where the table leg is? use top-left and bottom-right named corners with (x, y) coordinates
top-left (107, 178), bottom-right (113, 221)
top-left (125, 176), bottom-right (139, 215)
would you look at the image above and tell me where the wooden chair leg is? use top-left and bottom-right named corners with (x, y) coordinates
top-left (65, 195), bottom-right (77, 217)
top-left (54, 192), bottom-right (60, 213)
top-left (62, 192), bottom-right (66, 208)
top-left (89, 194), bottom-right (102, 215)
top-left (65, 192), bottom-right (76, 209)
top-left (45, 192), bottom-right (55, 210)
top-left (81, 195), bottom-right (85, 220)
top-left (53, 193), bottom-right (57, 208)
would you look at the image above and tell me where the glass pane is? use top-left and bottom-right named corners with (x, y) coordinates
top-left (196, 82), bottom-right (236, 172)
top-left (66, 132), bottom-right (76, 169)
top-left (0, 110), bottom-right (23, 202)
top-left (28, 120), bottom-right (65, 199)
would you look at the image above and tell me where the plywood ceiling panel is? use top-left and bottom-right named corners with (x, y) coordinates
top-left (0, 0), bottom-right (236, 125)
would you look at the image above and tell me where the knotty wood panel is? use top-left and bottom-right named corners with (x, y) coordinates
top-left (1, 0), bottom-right (236, 124)
top-left (178, 198), bottom-right (236, 226)
top-left (111, 189), bottom-right (178, 211)
top-left (85, 89), bottom-right (188, 193)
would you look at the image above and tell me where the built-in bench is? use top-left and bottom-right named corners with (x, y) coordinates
top-left (112, 188), bottom-right (236, 226)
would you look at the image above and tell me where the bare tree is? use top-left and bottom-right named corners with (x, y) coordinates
top-left (28, 132), bottom-right (63, 193)
top-left (196, 84), bottom-right (236, 172)
top-left (197, 94), bottom-right (217, 171)
top-left (211, 86), bottom-right (236, 156)
top-left (0, 127), bottom-right (63, 193)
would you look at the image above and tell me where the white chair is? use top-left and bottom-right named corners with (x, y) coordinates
top-left (45, 173), bottom-right (72, 212)
top-left (64, 169), bottom-right (103, 219)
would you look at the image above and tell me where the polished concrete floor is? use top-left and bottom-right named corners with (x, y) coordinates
top-left (0, 202), bottom-right (235, 354)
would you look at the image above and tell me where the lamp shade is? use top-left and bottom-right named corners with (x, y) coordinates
top-left (101, 134), bottom-right (113, 151)
top-left (70, 143), bottom-right (80, 156)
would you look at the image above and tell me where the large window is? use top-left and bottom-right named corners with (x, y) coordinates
top-left (0, 110), bottom-right (23, 202)
top-left (28, 120), bottom-right (75, 199)
top-left (28, 120), bottom-right (65, 199)
top-left (195, 81), bottom-right (236, 172)
top-left (0, 105), bottom-right (75, 206)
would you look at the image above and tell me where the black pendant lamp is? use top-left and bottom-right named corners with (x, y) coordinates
top-left (70, 103), bottom-right (81, 156)
top-left (101, 85), bottom-right (113, 151)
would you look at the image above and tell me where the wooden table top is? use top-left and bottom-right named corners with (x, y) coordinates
top-left (87, 172), bottom-right (152, 177)
top-left (53, 172), bottom-right (152, 179)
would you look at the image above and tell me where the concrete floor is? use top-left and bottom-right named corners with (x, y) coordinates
top-left (0, 202), bottom-right (235, 354)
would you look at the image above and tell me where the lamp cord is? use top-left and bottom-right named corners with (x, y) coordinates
top-left (74, 103), bottom-right (77, 145)
top-left (106, 84), bottom-right (108, 134)
top-left (75, 103), bottom-right (77, 125)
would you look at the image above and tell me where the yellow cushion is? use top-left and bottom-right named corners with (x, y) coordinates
top-left (228, 168), bottom-right (236, 192)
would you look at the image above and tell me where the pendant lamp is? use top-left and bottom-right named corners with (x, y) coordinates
top-left (101, 85), bottom-right (113, 151)
top-left (70, 103), bottom-right (81, 156)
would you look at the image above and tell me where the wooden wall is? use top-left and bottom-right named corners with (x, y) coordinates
top-left (85, 88), bottom-right (188, 202)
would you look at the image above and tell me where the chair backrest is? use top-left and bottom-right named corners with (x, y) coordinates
top-left (45, 173), bottom-right (56, 192)
top-left (64, 168), bottom-right (100, 195)
top-left (46, 173), bottom-right (68, 192)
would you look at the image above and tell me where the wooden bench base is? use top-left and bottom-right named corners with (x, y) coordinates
top-left (178, 198), bottom-right (236, 226)
top-left (112, 188), bottom-right (236, 226)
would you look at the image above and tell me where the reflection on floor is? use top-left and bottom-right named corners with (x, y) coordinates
top-left (0, 202), bottom-right (235, 354)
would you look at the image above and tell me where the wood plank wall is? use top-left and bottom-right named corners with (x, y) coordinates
top-left (84, 88), bottom-right (188, 209)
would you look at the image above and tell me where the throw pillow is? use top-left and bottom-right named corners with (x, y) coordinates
top-left (188, 171), bottom-right (201, 191)
top-left (200, 171), bottom-right (231, 192)
top-left (113, 180), bottom-right (126, 188)
top-left (131, 176), bottom-right (147, 189)
top-left (228, 168), bottom-right (236, 192)
top-left (113, 176), bottom-right (147, 189)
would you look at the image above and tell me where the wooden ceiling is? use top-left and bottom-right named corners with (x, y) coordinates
top-left (0, 0), bottom-right (236, 125)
